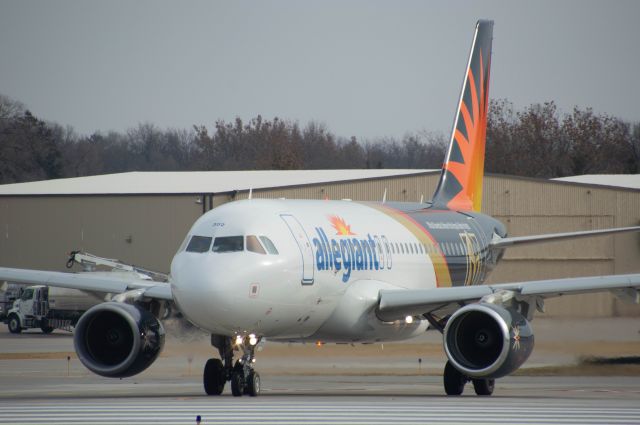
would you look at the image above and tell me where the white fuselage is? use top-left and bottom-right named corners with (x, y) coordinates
top-left (170, 199), bottom-right (441, 343)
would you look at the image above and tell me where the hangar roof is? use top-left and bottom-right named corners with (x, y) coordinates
top-left (0, 170), bottom-right (436, 196)
top-left (553, 174), bottom-right (640, 190)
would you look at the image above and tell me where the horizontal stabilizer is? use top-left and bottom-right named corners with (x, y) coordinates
top-left (489, 226), bottom-right (640, 249)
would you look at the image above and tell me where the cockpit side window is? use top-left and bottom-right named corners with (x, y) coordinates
top-left (259, 236), bottom-right (279, 255)
top-left (212, 236), bottom-right (244, 253)
top-left (246, 235), bottom-right (266, 254)
top-left (186, 235), bottom-right (213, 253)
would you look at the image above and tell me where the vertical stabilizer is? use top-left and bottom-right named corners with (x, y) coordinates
top-left (432, 20), bottom-right (493, 212)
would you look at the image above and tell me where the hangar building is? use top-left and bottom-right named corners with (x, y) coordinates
top-left (1, 170), bottom-right (639, 317)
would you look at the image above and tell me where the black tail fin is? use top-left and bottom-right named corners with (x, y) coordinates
top-left (432, 20), bottom-right (493, 212)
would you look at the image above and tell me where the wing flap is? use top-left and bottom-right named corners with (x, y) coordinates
top-left (376, 273), bottom-right (640, 322)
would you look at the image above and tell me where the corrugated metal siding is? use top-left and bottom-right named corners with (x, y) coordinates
top-left (0, 196), bottom-right (200, 273)
top-left (482, 175), bottom-right (640, 317)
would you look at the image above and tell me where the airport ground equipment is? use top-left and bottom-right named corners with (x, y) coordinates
top-left (66, 251), bottom-right (169, 282)
top-left (0, 282), bottom-right (23, 321)
top-left (5, 285), bottom-right (103, 333)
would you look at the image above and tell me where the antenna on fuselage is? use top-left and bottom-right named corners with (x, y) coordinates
top-left (248, 188), bottom-right (253, 200)
top-left (382, 188), bottom-right (387, 204)
top-left (420, 194), bottom-right (424, 204)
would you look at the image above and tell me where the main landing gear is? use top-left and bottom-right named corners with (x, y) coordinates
top-left (204, 334), bottom-right (261, 397)
top-left (443, 360), bottom-right (495, 396)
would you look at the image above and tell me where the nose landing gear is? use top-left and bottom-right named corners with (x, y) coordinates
top-left (204, 334), bottom-right (261, 397)
top-left (230, 346), bottom-right (261, 397)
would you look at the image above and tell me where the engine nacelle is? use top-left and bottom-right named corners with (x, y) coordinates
top-left (443, 303), bottom-right (534, 379)
top-left (74, 302), bottom-right (165, 378)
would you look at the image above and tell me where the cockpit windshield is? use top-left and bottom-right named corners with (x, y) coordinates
top-left (186, 236), bottom-right (213, 253)
top-left (212, 236), bottom-right (244, 253)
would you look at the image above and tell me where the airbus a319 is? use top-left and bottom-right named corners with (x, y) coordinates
top-left (2, 20), bottom-right (639, 397)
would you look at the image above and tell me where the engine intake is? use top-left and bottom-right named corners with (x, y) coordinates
top-left (74, 302), bottom-right (165, 378)
top-left (443, 303), bottom-right (534, 379)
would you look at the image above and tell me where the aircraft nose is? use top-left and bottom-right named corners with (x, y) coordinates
top-left (170, 253), bottom-right (241, 330)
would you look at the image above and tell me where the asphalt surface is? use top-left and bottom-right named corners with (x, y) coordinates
top-left (1, 318), bottom-right (639, 424)
top-left (1, 376), bottom-right (640, 425)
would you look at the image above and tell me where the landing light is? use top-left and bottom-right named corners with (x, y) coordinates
top-left (405, 316), bottom-right (414, 324)
top-left (249, 334), bottom-right (258, 346)
top-left (235, 335), bottom-right (243, 346)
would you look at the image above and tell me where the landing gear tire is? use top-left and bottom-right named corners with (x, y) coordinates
top-left (41, 326), bottom-right (54, 334)
top-left (231, 371), bottom-right (245, 397)
top-left (472, 378), bottom-right (495, 396)
top-left (245, 371), bottom-right (260, 397)
top-left (203, 358), bottom-right (225, 395)
top-left (443, 361), bottom-right (466, 396)
top-left (8, 315), bottom-right (21, 334)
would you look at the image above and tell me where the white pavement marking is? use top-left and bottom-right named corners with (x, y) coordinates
top-left (1, 400), bottom-right (640, 425)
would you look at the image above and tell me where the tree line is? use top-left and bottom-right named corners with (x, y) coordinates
top-left (0, 93), bottom-right (638, 185)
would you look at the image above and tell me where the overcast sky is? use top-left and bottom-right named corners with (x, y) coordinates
top-left (1, 1), bottom-right (639, 140)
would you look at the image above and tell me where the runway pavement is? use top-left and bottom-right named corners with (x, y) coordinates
top-left (1, 318), bottom-right (639, 424)
top-left (1, 375), bottom-right (639, 424)
top-left (1, 385), bottom-right (640, 425)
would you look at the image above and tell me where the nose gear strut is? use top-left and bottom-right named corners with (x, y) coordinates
top-left (204, 334), bottom-right (261, 397)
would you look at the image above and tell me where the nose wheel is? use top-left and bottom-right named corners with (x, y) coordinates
top-left (204, 334), bottom-right (261, 397)
top-left (229, 362), bottom-right (260, 397)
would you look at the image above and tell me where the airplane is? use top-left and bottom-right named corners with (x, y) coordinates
top-left (2, 19), bottom-right (640, 397)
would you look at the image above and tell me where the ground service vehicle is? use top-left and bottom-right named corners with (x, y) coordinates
top-left (6, 285), bottom-right (102, 334)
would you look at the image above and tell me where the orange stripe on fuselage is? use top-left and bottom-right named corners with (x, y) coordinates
top-left (363, 202), bottom-right (452, 288)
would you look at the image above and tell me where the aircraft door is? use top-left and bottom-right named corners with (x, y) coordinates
top-left (280, 214), bottom-right (315, 285)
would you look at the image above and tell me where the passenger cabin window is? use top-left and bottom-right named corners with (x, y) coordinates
top-left (246, 235), bottom-right (267, 254)
top-left (259, 236), bottom-right (279, 255)
top-left (186, 235), bottom-right (212, 253)
top-left (212, 236), bottom-right (244, 253)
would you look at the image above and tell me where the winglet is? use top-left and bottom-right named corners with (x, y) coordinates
top-left (432, 20), bottom-right (493, 212)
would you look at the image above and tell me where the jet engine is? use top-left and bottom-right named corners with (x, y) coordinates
top-left (443, 303), bottom-right (534, 379)
top-left (74, 302), bottom-right (165, 378)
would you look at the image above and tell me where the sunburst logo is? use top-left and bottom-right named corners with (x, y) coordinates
top-left (512, 325), bottom-right (521, 350)
top-left (328, 215), bottom-right (355, 236)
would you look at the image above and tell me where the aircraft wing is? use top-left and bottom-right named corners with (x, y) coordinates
top-left (376, 273), bottom-right (640, 322)
top-left (0, 267), bottom-right (173, 301)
